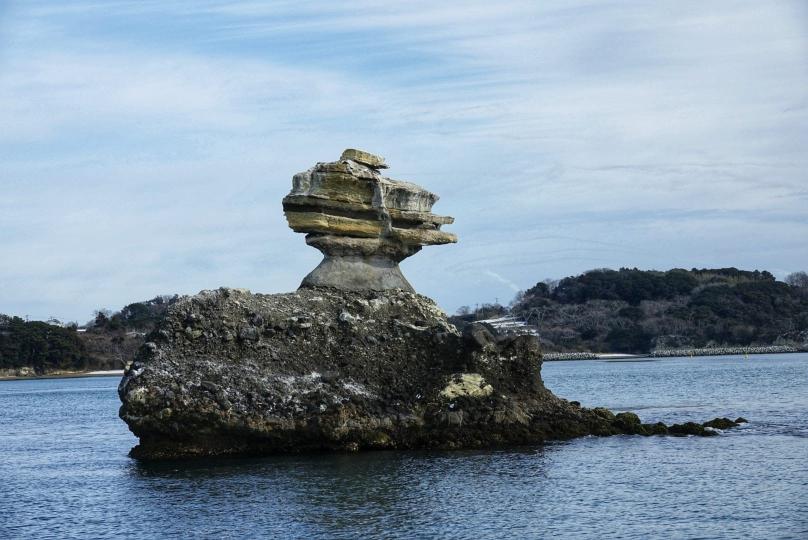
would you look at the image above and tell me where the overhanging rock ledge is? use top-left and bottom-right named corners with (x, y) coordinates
top-left (282, 148), bottom-right (457, 292)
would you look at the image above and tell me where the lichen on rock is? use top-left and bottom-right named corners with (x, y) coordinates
top-left (440, 373), bottom-right (494, 399)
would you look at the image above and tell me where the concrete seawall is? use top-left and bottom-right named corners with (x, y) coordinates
top-left (650, 345), bottom-right (806, 357)
top-left (543, 345), bottom-right (807, 361)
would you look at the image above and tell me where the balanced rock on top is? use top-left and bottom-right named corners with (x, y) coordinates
top-left (282, 149), bottom-right (456, 292)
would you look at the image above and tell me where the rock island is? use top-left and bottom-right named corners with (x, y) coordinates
top-left (118, 150), bottom-right (743, 459)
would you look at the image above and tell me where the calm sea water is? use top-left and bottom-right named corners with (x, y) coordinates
top-left (1, 354), bottom-right (806, 539)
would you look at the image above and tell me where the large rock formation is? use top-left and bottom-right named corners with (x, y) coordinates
top-left (118, 149), bottom-right (742, 459)
top-left (282, 149), bottom-right (456, 292)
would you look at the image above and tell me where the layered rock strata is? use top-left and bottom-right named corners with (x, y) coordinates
top-left (282, 149), bottom-right (456, 292)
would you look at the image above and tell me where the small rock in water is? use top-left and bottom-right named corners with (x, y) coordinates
top-left (702, 417), bottom-right (741, 430)
top-left (669, 422), bottom-right (716, 437)
top-left (614, 411), bottom-right (642, 429)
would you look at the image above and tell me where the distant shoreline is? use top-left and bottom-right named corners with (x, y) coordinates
top-left (2, 348), bottom-right (806, 380)
top-left (0, 370), bottom-right (123, 382)
top-left (544, 346), bottom-right (806, 361)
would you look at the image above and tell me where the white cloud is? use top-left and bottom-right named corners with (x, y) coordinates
top-left (483, 271), bottom-right (521, 294)
top-left (1, 0), bottom-right (807, 321)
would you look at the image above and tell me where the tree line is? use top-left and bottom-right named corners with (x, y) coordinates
top-left (0, 315), bottom-right (91, 372)
top-left (1, 295), bottom-right (179, 374)
top-left (451, 268), bottom-right (808, 354)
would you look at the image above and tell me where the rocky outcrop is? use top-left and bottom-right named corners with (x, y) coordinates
top-left (118, 149), bottom-right (744, 459)
top-left (282, 149), bottom-right (456, 292)
top-left (118, 288), bottom-right (743, 459)
top-left (118, 287), bottom-right (592, 458)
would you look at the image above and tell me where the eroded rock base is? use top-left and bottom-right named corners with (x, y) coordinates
top-left (119, 288), bottom-right (744, 460)
top-left (300, 256), bottom-right (415, 292)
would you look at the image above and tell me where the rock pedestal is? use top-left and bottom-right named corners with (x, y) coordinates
top-left (118, 149), bottom-right (743, 459)
top-left (283, 149), bottom-right (456, 292)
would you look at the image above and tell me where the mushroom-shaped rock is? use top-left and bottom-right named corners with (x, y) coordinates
top-left (116, 149), bottom-right (748, 460)
top-left (283, 150), bottom-right (456, 292)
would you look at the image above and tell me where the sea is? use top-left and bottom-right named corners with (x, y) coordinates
top-left (1, 354), bottom-right (806, 539)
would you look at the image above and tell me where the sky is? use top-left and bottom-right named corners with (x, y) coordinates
top-left (1, 0), bottom-right (807, 323)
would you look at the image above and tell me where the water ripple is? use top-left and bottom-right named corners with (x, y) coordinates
top-left (1, 354), bottom-right (807, 539)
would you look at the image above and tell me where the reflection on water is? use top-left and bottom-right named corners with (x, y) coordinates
top-left (125, 447), bottom-right (554, 538)
top-left (1, 354), bottom-right (807, 539)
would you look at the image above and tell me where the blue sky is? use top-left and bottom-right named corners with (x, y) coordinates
top-left (1, 1), bottom-right (807, 323)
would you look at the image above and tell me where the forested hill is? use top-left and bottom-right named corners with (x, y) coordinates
top-left (453, 268), bottom-right (808, 354)
top-left (4, 268), bottom-right (808, 373)
top-left (0, 316), bottom-right (93, 375)
top-left (0, 295), bottom-right (178, 376)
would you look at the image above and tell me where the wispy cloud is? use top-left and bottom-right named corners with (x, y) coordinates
top-left (483, 271), bottom-right (521, 294)
top-left (1, 0), bottom-right (807, 321)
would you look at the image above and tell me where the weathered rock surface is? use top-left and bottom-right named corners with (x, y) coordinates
top-left (283, 150), bottom-right (456, 292)
top-left (118, 150), bottom-right (744, 459)
top-left (118, 288), bottom-right (742, 459)
top-left (339, 148), bottom-right (388, 169)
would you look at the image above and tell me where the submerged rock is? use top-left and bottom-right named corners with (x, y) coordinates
top-left (702, 417), bottom-right (747, 430)
top-left (668, 422), bottom-right (716, 437)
